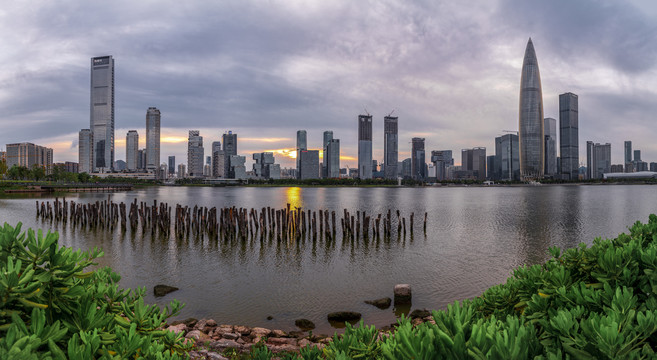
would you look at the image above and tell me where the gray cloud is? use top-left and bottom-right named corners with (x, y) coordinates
top-left (1, 0), bottom-right (656, 167)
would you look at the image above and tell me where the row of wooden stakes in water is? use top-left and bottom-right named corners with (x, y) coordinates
top-left (35, 197), bottom-right (428, 241)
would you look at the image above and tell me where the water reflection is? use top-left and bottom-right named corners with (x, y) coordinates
top-left (1, 185), bottom-right (657, 334)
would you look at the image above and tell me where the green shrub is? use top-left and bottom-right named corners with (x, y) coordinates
top-left (0, 222), bottom-right (191, 359)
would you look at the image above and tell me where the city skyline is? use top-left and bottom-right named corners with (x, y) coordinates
top-left (1, 1), bottom-right (657, 168)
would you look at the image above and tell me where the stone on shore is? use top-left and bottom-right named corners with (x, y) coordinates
top-left (166, 323), bottom-right (187, 334)
top-left (153, 284), bottom-right (179, 297)
top-left (365, 297), bottom-right (392, 309)
top-left (294, 318), bottom-right (316, 331)
top-left (394, 284), bottom-right (412, 304)
top-left (327, 311), bottom-right (362, 322)
top-left (409, 309), bottom-right (431, 319)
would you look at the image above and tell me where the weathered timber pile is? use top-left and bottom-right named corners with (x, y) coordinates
top-left (35, 198), bottom-right (428, 241)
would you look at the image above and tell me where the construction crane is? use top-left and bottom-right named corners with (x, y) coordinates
top-left (387, 109), bottom-right (395, 117)
top-left (363, 107), bottom-right (370, 116)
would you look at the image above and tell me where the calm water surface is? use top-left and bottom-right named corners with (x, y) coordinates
top-left (1, 185), bottom-right (655, 334)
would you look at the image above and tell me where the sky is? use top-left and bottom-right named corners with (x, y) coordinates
top-left (1, 0), bottom-right (657, 169)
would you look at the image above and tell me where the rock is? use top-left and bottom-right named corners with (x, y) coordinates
top-left (365, 297), bottom-right (392, 309)
top-left (193, 319), bottom-right (207, 330)
top-left (234, 325), bottom-right (251, 336)
top-left (185, 330), bottom-right (211, 343)
top-left (153, 284), bottom-right (179, 297)
top-left (268, 344), bottom-right (299, 353)
top-left (295, 318), bottom-right (316, 331)
top-left (206, 319), bottom-right (217, 327)
top-left (177, 318), bottom-right (198, 328)
top-left (298, 338), bottom-right (312, 348)
top-left (289, 330), bottom-right (305, 338)
top-left (272, 329), bottom-right (286, 337)
top-left (250, 327), bottom-right (272, 339)
top-left (209, 339), bottom-right (241, 352)
top-left (266, 315), bottom-right (273, 320)
top-left (166, 323), bottom-right (187, 335)
top-left (394, 284), bottom-right (412, 304)
top-left (268, 337), bottom-right (297, 346)
top-left (222, 333), bottom-right (240, 340)
top-left (409, 309), bottom-right (431, 319)
top-left (327, 311), bottom-right (362, 322)
top-left (206, 352), bottom-right (229, 360)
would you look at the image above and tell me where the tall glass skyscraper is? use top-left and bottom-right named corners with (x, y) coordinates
top-left (90, 55), bottom-right (114, 172)
top-left (518, 39), bottom-right (544, 180)
top-left (383, 116), bottom-right (398, 179)
top-left (322, 131), bottom-right (333, 178)
top-left (126, 130), bottom-right (139, 171)
top-left (78, 129), bottom-right (93, 174)
top-left (187, 130), bottom-right (204, 178)
top-left (559, 92), bottom-right (579, 180)
top-left (411, 137), bottom-right (426, 180)
top-left (544, 117), bottom-right (557, 176)
top-left (358, 115), bottom-right (372, 179)
top-left (296, 130), bottom-right (307, 179)
top-left (146, 107), bottom-right (160, 173)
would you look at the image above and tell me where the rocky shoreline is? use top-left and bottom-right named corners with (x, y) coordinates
top-left (168, 311), bottom-right (435, 359)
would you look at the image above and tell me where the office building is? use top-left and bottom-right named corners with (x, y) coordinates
top-left (177, 164), bottom-right (186, 178)
top-left (494, 134), bottom-right (520, 181)
top-left (126, 130), bottom-right (139, 171)
top-left (610, 164), bottom-right (624, 173)
top-left (79, 129), bottom-right (93, 174)
top-left (487, 156), bottom-right (495, 179)
top-left (544, 117), bottom-right (557, 177)
top-left (322, 131), bottom-right (333, 178)
top-left (634, 150), bottom-right (641, 162)
top-left (114, 160), bottom-right (126, 171)
top-left (383, 116), bottom-right (398, 179)
top-left (559, 92), bottom-right (579, 180)
top-left (326, 138), bottom-right (340, 178)
top-left (90, 55), bottom-right (115, 172)
top-left (145, 107), bottom-right (160, 173)
top-left (137, 149), bottom-right (146, 171)
top-left (168, 156), bottom-right (175, 176)
top-left (358, 115), bottom-right (373, 179)
top-left (230, 155), bottom-right (247, 179)
top-left (411, 137), bottom-right (426, 180)
top-left (624, 141), bottom-right (632, 168)
top-left (6, 142), bottom-right (53, 174)
top-left (298, 150), bottom-right (320, 179)
top-left (211, 141), bottom-right (223, 178)
top-left (431, 150), bottom-right (453, 181)
top-left (519, 38), bottom-right (544, 179)
top-left (187, 130), bottom-right (204, 178)
top-left (222, 131), bottom-right (237, 178)
top-left (461, 147), bottom-right (487, 180)
top-left (651, 163), bottom-right (657, 172)
top-left (401, 158), bottom-right (412, 179)
top-left (253, 152), bottom-right (281, 179)
top-left (296, 130), bottom-right (307, 179)
top-left (586, 141), bottom-right (611, 179)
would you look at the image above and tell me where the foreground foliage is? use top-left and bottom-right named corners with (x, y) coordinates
top-left (0, 223), bottom-right (191, 359)
top-left (257, 215), bottom-right (657, 359)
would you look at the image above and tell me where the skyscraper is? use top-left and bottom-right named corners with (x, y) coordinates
top-left (518, 38), bottom-right (544, 180)
top-left (559, 92), bottom-right (579, 180)
top-left (494, 134), bottom-right (520, 181)
top-left (90, 55), bottom-right (115, 172)
top-left (587, 141), bottom-right (611, 179)
top-left (326, 138), bottom-right (340, 178)
top-left (384, 116), bottom-right (398, 179)
top-left (322, 131), bottom-right (333, 178)
top-left (126, 130), bottom-right (139, 171)
top-left (358, 115), bottom-right (373, 179)
top-left (544, 117), bottom-right (557, 176)
top-left (298, 150), bottom-right (320, 179)
top-left (145, 107), bottom-right (160, 173)
top-left (430, 150), bottom-right (453, 181)
top-left (78, 129), bottom-right (93, 174)
top-left (624, 141), bottom-right (632, 169)
top-left (187, 130), bottom-right (204, 178)
top-left (6, 143), bottom-right (53, 175)
top-left (411, 137), bottom-right (426, 180)
top-left (296, 130), bottom-right (307, 179)
top-left (168, 156), bottom-right (175, 176)
top-left (222, 131), bottom-right (237, 178)
top-left (461, 147), bottom-right (487, 180)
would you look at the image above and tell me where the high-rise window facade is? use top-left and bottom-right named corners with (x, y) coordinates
top-left (187, 130), bottom-right (204, 178)
top-left (146, 107), bottom-right (160, 173)
top-left (384, 116), bottom-right (398, 179)
top-left (90, 55), bottom-right (114, 172)
top-left (559, 92), bottom-right (579, 180)
top-left (78, 129), bottom-right (93, 174)
top-left (544, 117), bottom-right (557, 176)
top-left (358, 115), bottom-right (372, 179)
top-left (126, 130), bottom-right (139, 171)
top-left (519, 39), bottom-right (544, 180)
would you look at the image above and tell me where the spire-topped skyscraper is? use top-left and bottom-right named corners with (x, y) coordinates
top-left (518, 38), bottom-right (544, 180)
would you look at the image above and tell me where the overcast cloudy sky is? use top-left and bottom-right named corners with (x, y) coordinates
top-left (1, 0), bottom-right (656, 168)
